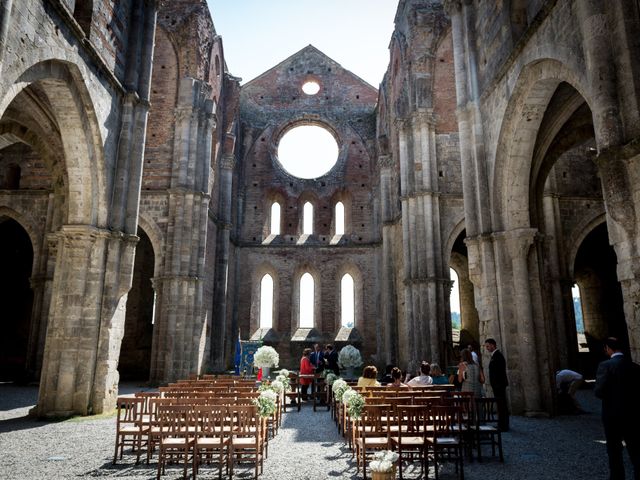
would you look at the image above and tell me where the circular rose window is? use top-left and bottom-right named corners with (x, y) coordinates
top-left (277, 125), bottom-right (339, 179)
top-left (302, 81), bottom-right (320, 95)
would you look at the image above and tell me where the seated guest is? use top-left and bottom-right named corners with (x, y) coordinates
top-left (429, 363), bottom-right (449, 385)
top-left (387, 367), bottom-right (409, 388)
top-left (357, 365), bottom-right (381, 387)
top-left (407, 361), bottom-right (433, 386)
top-left (380, 365), bottom-right (394, 385)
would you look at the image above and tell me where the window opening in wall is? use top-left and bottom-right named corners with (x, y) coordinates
top-left (335, 201), bottom-right (345, 235)
top-left (450, 268), bottom-right (461, 344)
top-left (277, 125), bottom-right (339, 179)
top-left (341, 273), bottom-right (355, 328)
top-left (300, 273), bottom-right (314, 328)
top-left (573, 284), bottom-right (587, 352)
top-left (302, 81), bottom-right (320, 95)
top-left (303, 202), bottom-right (313, 234)
top-left (260, 274), bottom-right (274, 329)
top-left (5, 164), bottom-right (20, 189)
top-left (270, 202), bottom-right (281, 235)
top-left (151, 291), bottom-right (157, 325)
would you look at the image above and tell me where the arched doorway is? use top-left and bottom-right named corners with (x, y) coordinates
top-left (573, 222), bottom-right (625, 376)
top-left (0, 218), bottom-right (34, 381)
top-left (448, 229), bottom-right (479, 350)
top-left (119, 227), bottom-right (155, 381)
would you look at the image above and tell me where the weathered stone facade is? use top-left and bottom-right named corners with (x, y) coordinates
top-left (1, 0), bottom-right (639, 418)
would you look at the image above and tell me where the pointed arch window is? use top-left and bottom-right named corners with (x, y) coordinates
top-left (335, 201), bottom-right (345, 235)
top-left (259, 274), bottom-right (274, 328)
top-left (341, 273), bottom-right (355, 328)
top-left (303, 202), bottom-right (313, 234)
top-left (299, 272), bottom-right (314, 328)
top-left (270, 202), bottom-right (281, 235)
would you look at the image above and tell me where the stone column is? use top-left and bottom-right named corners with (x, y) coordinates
top-left (150, 79), bottom-right (214, 382)
top-left (36, 225), bottom-right (111, 416)
top-left (210, 152), bottom-right (235, 371)
top-left (595, 146), bottom-right (640, 360)
top-left (542, 186), bottom-right (575, 368)
top-left (379, 154), bottom-right (398, 365)
top-left (504, 228), bottom-right (543, 415)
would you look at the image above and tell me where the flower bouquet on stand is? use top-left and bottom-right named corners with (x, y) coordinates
top-left (254, 345), bottom-right (280, 379)
top-left (338, 345), bottom-right (362, 379)
top-left (254, 389), bottom-right (278, 418)
top-left (342, 389), bottom-right (365, 419)
top-left (332, 379), bottom-right (349, 402)
top-left (370, 450), bottom-right (399, 480)
top-left (275, 369), bottom-right (291, 392)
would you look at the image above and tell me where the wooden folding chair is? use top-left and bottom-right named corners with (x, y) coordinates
top-left (113, 396), bottom-right (149, 464)
top-left (355, 404), bottom-right (392, 480)
top-left (472, 398), bottom-right (503, 462)
top-left (229, 405), bottom-right (264, 480)
top-left (390, 404), bottom-right (429, 479)
top-left (156, 405), bottom-right (195, 480)
top-left (193, 405), bottom-right (230, 480)
top-left (283, 373), bottom-right (300, 412)
top-left (426, 405), bottom-right (465, 480)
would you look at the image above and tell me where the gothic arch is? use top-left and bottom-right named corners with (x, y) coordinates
top-left (137, 213), bottom-right (165, 276)
top-left (0, 206), bottom-right (40, 268)
top-left (444, 216), bottom-right (466, 267)
top-left (492, 58), bottom-right (591, 231)
top-left (336, 263), bottom-right (364, 331)
top-left (292, 264), bottom-right (321, 330)
top-left (250, 263), bottom-right (280, 332)
top-left (567, 213), bottom-right (607, 280)
top-left (0, 60), bottom-right (106, 226)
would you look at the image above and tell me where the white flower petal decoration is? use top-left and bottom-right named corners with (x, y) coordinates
top-left (254, 345), bottom-right (280, 368)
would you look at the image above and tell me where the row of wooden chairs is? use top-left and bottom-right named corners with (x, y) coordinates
top-left (114, 391), bottom-right (281, 480)
top-left (338, 392), bottom-right (503, 480)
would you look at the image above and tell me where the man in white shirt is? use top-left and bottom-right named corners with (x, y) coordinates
top-left (407, 361), bottom-right (433, 386)
top-left (555, 369), bottom-right (584, 412)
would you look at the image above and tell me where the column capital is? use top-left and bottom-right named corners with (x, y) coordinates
top-left (378, 154), bottom-right (394, 169)
top-left (220, 153), bottom-right (236, 170)
top-left (495, 228), bottom-right (538, 262)
top-left (411, 109), bottom-right (435, 127)
top-left (443, 0), bottom-right (462, 15)
top-left (394, 117), bottom-right (410, 132)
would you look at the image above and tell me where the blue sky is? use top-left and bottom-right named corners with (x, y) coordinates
top-left (207, 1), bottom-right (399, 87)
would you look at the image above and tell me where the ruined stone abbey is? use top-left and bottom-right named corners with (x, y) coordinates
top-left (1, 0), bottom-right (639, 418)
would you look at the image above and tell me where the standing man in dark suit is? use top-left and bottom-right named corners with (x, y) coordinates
top-left (324, 344), bottom-right (340, 375)
top-left (485, 338), bottom-right (509, 432)
top-left (594, 337), bottom-right (640, 480)
top-left (310, 343), bottom-right (324, 373)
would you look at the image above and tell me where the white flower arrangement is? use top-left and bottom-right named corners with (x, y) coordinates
top-left (332, 378), bottom-right (349, 401)
top-left (325, 372), bottom-right (339, 386)
top-left (278, 368), bottom-right (290, 377)
top-left (341, 388), bottom-right (358, 405)
top-left (346, 391), bottom-right (365, 419)
top-left (254, 345), bottom-right (280, 368)
top-left (253, 389), bottom-right (278, 418)
top-left (269, 379), bottom-right (285, 394)
top-left (370, 450), bottom-right (399, 473)
top-left (276, 373), bottom-right (291, 392)
top-left (338, 345), bottom-right (362, 369)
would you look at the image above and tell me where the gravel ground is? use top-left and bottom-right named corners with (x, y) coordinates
top-left (0, 384), bottom-right (634, 479)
